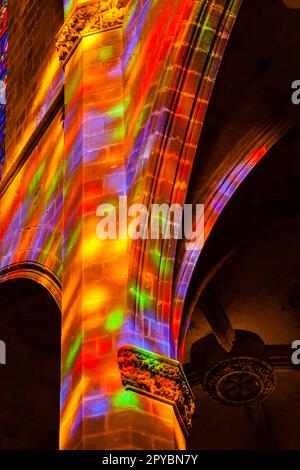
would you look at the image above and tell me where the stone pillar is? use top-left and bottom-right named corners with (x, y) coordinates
top-left (58, 0), bottom-right (129, 450)
top-left (117, 346), bottom-right (195, 450)
top-left (57, 0), bottom-right (195, 450)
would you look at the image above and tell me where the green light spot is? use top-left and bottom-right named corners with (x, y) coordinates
top-left (105, 309), bottom-right (124, 332)
top-left (99, 45), bottom-right (114, 60)
top-left (150, 249), bottom-right (172, 276)
top-left (39, 232), bottom-right (55, 264)
top-left (65, 332), bottom-right (82, 372)
top-left (65, 223), bottom-right (81, 259)
top-left (44, 164), bottom-right (63, 207)
top-left (150, 248), bottom-right (161, 266)
top-left (66, 73), bottom-right (80, 103)
top-left (28, 161), bottom-right (46, 196)
top-left (160, 257), bottom-right (172, 276)
top-left (113, 390), bottom-right (139, 409)
top-left (113, 126), bottom-right (125, 140)
top-left (129, 286), bottom-right (151, 310)
top-left (57, 264), bottom-right (63, 278)
top-left (107, 104), bottom-right (124, 119)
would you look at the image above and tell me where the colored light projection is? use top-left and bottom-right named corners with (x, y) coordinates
top-left (0, 0), bottom-right (7, 178)
top-left (1, 0), bottom-right (245, 448)
top-left (0, 112), bottom-right (64, 275)
top-left (173, 95), bottom-right (300, 360)
top-left (6, 48), bottom-right (64, 179)
top-left (123, 0), bottom-right (198, 358)
top-left (0, 1), bottom-right (64, 271)
top-left (59, 0), bottom-right (200, 448)
top-left (173, 145), bottom-right (269, 360)
top-left (60, 1), bottom-right (247, 447)
top-left (64, 0), bottom-right (79, 18)
top-left (64, 0), bottom-right (73, 18)
top-left (124, 0), bottom-right (194, 188)
top-left (60, 26), bottom-right (129, 447)
top-left (124, 0), bottom-right (243, 361)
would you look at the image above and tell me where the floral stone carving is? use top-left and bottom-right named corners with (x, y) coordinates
top-left (56, 1), bottom-right (128, 65)
top-left (118, 345), bottom-right (196, 433)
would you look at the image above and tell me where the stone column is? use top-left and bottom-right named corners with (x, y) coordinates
top-left (117, 345), bottom-right (195, 450)
top-left (58, 0), bottom-right (129, 450)
top-left (57, 0), bottom-right (195, 450)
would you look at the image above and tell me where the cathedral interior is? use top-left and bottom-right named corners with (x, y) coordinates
top-left (0, 0), bottom-right (299, 452)
top-left (183, 0), bottom-right (300, 449)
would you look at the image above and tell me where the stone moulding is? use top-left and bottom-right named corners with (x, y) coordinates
top-left (117, 345), bottom-right (196, 434)
top-left (56, 0), bottom-right (129, 67)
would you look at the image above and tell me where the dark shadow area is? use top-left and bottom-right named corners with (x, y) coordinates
top-left (0, 278), bottom-right (61, 449)
top-left (186, 0), bottom-right (300, 203)
top-left (185, 128), bottom-right (300, 449)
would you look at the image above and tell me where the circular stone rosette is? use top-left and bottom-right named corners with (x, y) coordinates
top-left (203, 357), bottom-right (277, 406)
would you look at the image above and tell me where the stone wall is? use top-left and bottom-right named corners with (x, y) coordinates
top-left (5, 0), bottom-right (63, 179)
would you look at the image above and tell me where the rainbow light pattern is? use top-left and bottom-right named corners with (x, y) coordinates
top-left (174, 145), bottom-right (269, 360)
top-left (0, 0), bottom-right (64, 283)
top-left (59, 0), bottom-right (202, 448)
top-left (0, 0), bottom-right (7, 178)
top-left (0, 0), bottom-right (250, 449)
top-left (0, 113), bottom-right (64, 275)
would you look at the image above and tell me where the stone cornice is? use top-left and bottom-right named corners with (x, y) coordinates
top-left (118, 345), bottom-right (195, 435)
top-left (56, 0), bottom-right (129, 67)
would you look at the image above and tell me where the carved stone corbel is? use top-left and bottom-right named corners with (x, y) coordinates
top-left (118, 345), bottom-right (196, 435)
top-left (56, 0), bottom-right (129, 67)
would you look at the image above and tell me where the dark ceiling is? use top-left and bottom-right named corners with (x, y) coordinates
top-left (187, 0), bottom-right (300, 202)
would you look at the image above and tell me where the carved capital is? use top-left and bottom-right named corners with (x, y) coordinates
top-left (118, 345), bottom-right (195, 434)
top-left (56, 0), bottom-right (129, 66)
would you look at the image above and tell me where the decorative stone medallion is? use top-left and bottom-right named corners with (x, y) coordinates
top-left (56, 0), bottom-right (129, 66)
top-left (118, 345), bottom-right (196, 433)
top-left (203, 357), bottom-right (277, 406)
